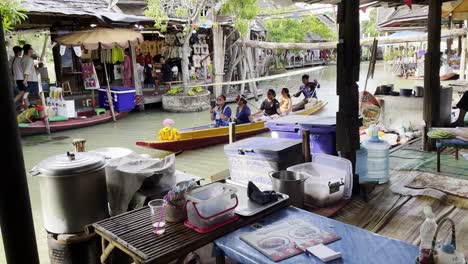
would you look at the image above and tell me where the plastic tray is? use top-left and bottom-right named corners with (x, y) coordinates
top-left (225, 180), bottom-right (289, 217)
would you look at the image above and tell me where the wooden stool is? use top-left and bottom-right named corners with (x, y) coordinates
top-left (62, 81), bottom-right (73, 96)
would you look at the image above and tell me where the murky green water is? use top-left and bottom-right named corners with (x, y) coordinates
top-left (0, 62), bottom-right (423, 263)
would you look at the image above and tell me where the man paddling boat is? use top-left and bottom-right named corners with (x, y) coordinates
top-left (292, 74), bottom-right (320, 112)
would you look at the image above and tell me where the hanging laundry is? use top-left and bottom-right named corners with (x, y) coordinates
top-left (112, 48), bottom-right (125, 64)
top-left (192, 55), bottom-right (202, 68)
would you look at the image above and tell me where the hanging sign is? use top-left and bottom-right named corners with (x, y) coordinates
top-left (60, 45), bottom-right (67, 56)
top-left (359, 91), bottom-right (381, 126)
top-left (81, 63), bottom-right (100, 90)
top-left (73, 46), bottom-right (82, 57)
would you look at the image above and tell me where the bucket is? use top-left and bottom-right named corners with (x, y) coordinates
top-left (269, 171), bottom-right (306, 208)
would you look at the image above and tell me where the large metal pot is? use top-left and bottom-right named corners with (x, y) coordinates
top-left (413, 86), bottom-right (424, 97)
top-left (32, 152), bottom-right (108, 234)
top-left (269, 171), bottom-right (307, 208)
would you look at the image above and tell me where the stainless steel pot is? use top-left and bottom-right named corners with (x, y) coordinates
top-left (413, 86), bottom-right (424, 97)
top-left (269, 171), bottom-right (307, 208)
top-left (32, 152), bottom-right (108, 234)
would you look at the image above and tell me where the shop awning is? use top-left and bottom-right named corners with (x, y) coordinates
top-left (55, 28), bottom-right (144, 50)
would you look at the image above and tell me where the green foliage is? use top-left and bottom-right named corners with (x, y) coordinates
top-left (361, 9), bottom-right (377, 37)
top-left (0, 0), bottom-right (27, 32)
top-left (265, 14), bottom-right (334, 43)
top-left (221, 0), bottom-right (258, 36)
top-left (187, 86), bottom-right (204, 96)
top-left (166, 87), bottom-right (183, 95)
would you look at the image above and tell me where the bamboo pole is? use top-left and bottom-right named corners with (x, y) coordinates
top-left (103, 62), bottom-right (117, 122)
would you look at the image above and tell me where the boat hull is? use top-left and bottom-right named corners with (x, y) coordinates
top-left (19, 112), bottom-right (128, 136)
top-left (136, 101), bottom-right (327, 152)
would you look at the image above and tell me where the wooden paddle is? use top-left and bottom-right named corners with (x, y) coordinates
top-left (37, 73), bottom-right (51, 136)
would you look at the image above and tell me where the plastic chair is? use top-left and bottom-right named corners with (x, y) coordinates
top-left (95, 108), bottom-right (106, 116)
top-left (62, 81), bottom-right (73, 96)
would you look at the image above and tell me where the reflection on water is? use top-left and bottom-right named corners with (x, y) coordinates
top-left (0, 62), bottom-right (424, 263)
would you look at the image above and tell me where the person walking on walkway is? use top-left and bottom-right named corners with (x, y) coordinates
top-left (11, 46), bottom-right (25, 104)
top-left (21, 44), bottom-right (38, 108)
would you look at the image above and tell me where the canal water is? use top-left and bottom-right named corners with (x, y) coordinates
top-left (0, 62), bottom-right (423, 263)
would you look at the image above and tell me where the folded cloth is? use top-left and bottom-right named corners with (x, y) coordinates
top-left (247, 181), bottom-right (281, 205)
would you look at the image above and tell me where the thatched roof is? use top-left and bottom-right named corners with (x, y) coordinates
top-left (292, 0), bottom-right (453, 6)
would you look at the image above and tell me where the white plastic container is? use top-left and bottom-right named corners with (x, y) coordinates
top-left (362, 128), bottom-right (390, 184)
top-left (287, 154), bottom-right (353, 207)
top-left (184, 183), bottom-right (238, 231)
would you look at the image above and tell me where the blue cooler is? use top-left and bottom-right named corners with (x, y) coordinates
top-left (266, 115), bottom-right (337, 155)
top-left (224, 137), bottom-right (303, 189)
top-left (98, 86), bottom-right (135, 112)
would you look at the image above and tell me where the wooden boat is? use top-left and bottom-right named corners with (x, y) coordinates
top-left (136, 100), bottom-right (327, 152)
top-left (399, 73), bottom-right (458, 81)
top-left (19, 111), bottom-right (128, 136)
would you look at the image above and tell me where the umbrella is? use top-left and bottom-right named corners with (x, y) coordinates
top-left (55, 28), bottom-right (143, 121)
top-left (442, 0), bottom-right (468, 20)
top-left (55, 28), bottom-right (143, 50)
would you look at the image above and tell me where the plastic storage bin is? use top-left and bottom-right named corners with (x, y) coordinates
top-left (287, 154), bottom-right (353, 207)
top-left (98, 86), bottom-right (135, 112)
top-left (362, 129), bottom-right (390, 184)
top-left (224, 137), bottom-right (303, 189)
top-left (266, 115), bottom-right (337, 155)
top-left (184, 183), bottom-right (238, 233)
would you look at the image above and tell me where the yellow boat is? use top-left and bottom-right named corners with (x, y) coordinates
top-left (136, 100), bottom-right (328, 152)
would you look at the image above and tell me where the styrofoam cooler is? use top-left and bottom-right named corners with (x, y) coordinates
top-left (184, 183), bottom-right (238, 233)
top-left (98, 86), bottom-right (135, 112)
top-left (266, 115), bottom-right (337, 155)
top-left (287, 154), bottom-right (353, 207)
top-left (224, 137), bottom-right (303, 189)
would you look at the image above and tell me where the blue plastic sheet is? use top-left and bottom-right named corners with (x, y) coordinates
top-left (214, 207), bottom-right (419, 264)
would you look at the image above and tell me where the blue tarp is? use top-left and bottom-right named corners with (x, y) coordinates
top-left (214, 207), bottom-right (419, 264)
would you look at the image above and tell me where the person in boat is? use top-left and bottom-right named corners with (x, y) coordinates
top-left (234, 94), bottom-right (251, 125)
top-left (279, 88), bottom-right (292, 115)
top-left (210, 95), bottom-right (232, 127)
top-left (252, 89), bottom-right (281, 117)
top-left (452, 91), bottom-right (468, 127)
top-left (292, 74), bottom-right (320, 112)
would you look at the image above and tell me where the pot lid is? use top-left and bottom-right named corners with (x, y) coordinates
top-left (35, 152), bottom-right (106, 176)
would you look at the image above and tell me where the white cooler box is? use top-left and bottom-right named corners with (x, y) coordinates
top-left (287, 154), bottom-right (353, 207)
top-left (224, 137), bottom-right (304, 189)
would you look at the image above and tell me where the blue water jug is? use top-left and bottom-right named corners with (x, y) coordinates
top-left (356, 147), bottom-right (368, 183)
top-left (362, 128), bottom-right (390, 184)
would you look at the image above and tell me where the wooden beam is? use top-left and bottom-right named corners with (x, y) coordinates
top-left (241, 28), bottom-right (467, 50)
top-left (423, 0), bottom-right (442, 151)
top-left (336, 0), bottom-right (360, 175)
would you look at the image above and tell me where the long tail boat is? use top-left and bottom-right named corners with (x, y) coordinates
top-left (136, 100), bottom-right (327, 152)
top-left (19, 111), bottom-right (128, 136)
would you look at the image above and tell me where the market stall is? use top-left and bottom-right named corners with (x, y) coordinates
top-left (54, 28), bottom-right (143, 121)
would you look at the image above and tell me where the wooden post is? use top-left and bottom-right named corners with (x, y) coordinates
top-left (229, 122), bottom-right (236, 144)
top-left (460, 36), bottom-right (466, 81)
top-left (424, 0), bottom-right (442, 151)
top-left (130, 41), bottom-right (144, 111)
top-left (447, 15), bottom-right (453, 56)
top-left (302, 130), bottom-right (311, 162)
top-left (458, 23), bottom-right (463, 56)
top-left (336, 0), bottom-right (360, 175)
top-left (212, 23), bottom-right (225, 98)
top-left (72, 138), bottom-right (86, 152)
top-left (0, 19), bottom-right (40, 264)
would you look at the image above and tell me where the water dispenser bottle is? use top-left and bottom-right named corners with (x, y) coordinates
top-left (362, 127), bottom-right (390, 184)
top-left (356, 146), bottom-right (368, 183)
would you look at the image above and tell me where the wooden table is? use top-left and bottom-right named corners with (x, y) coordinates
top-left (90, 196), bottom-right (289, 263)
